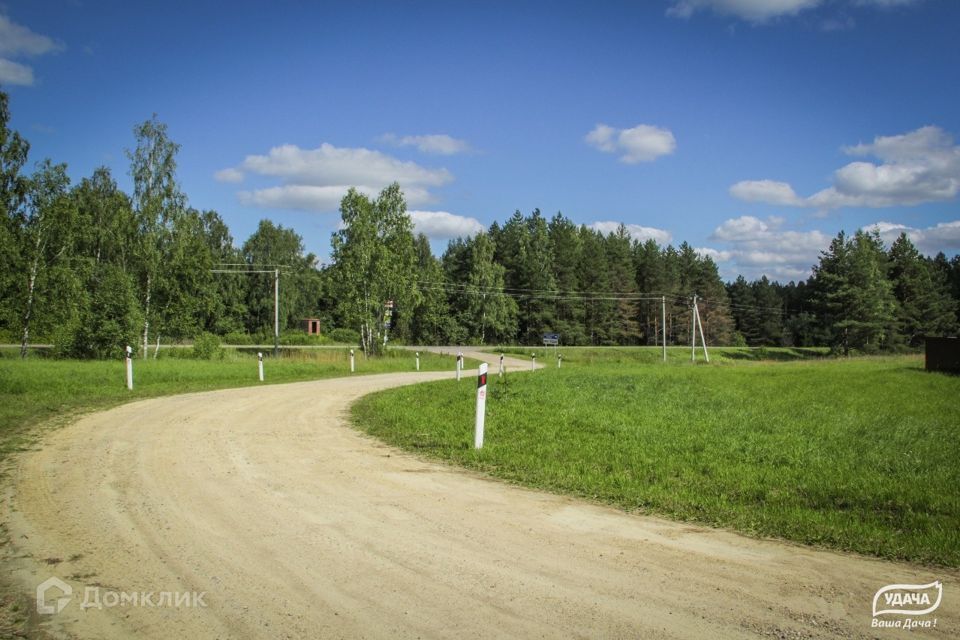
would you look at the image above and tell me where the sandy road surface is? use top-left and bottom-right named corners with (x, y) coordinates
top-left (4, 350), bottom-right (956, 639)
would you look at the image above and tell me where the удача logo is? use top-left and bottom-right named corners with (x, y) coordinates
top-left (872, 581), bottom-right (942, 617)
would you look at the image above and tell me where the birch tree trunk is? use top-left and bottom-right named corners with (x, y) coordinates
top-left (19, 257), bottom-right (39, 358)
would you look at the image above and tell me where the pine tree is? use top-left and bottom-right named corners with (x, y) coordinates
top-left (752, 276), bottom-right (784, 346)
top-left (814, 230), bottom-right (897, 354)
top-left (578, 226), bottom-right (615, 345)
top-left (520, 209), bottom-right (558, 343)
top-left (548, 212), bottom-right (585, 345)
top-left (605, 224), bottom-right (639, 344)
top-left (889, 233), bottom-right (957, 346)
top-left (726, 275), bottom-right (757, 345)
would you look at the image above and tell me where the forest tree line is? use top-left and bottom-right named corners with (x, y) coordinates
top-left (1, 92), bottom-right (958, 358)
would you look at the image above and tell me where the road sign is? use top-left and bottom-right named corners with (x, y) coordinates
top-left (542, 333), bottom-right (560, 346)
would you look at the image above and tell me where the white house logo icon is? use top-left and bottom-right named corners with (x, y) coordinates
top-left (36, 577), bottom-right (72, 615)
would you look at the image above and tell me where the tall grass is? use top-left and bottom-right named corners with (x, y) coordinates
top-left (353, 352), bottom-right (960, 565)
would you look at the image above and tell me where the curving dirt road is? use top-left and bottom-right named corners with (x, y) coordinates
top-left (4, 350), bottom-right (956, 639)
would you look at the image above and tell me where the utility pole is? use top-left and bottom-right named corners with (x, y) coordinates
top-left (691, 294), bottom-right (697, 362)
top-left (210, 264), bottom-right (285, 356)
top-left (274, 269), bottom-right (280, 357)
top-left (695, 298), bottom-right (709, 362)
top-left (662, 295), bottom-right (667, 362)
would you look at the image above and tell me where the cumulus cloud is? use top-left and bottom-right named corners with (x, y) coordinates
top-left (589, 221), bottom-right (673, 244)
top-left (238, 184), bottom-right (434, 212)
top-left (409, 210), bottom-right (485, 240)
top-left (379, 133), bottom-right (471, 155)
top-left (585, 123), bottom-right (676, 164)
top-left (731, 126), bottom-right (960, 211)
top-left (222, 143), bottom-right (451, 212)
top-left (666, 0), bottom-right (822, 23)
top-left (667, 0), bottom-right (921, 23)
top-left (703, 215), bottom-right (832, 280)
top-left (729, 180), bottom-right (805, 206)
top-left (0, 14), bottom-right (62, 86)
top-left (866, 220), bottom-right (960, 255)
top-left (0, 59), bottom-right (33, 85)
top-left (214, 167), bottom-right (244, 183)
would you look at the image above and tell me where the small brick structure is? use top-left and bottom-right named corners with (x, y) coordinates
top-left (925, 337), bottom-right (960, 373)
top-left (301, 318), bottom-right (321, 336)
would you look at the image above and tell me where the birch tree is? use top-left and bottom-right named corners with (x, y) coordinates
top-left (127, 115), bottom-right (183, 357)
top-left (18, 160), bottom-right (72, 357)
top-left (330, 184), bottom-right (417, 355)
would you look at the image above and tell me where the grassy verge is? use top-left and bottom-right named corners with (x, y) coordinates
top-left (353, 350), bottom-right (960, 566)
top-left (489, 345), bottom-right (831, 364)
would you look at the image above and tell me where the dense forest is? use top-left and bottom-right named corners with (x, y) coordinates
top-left (1, 91), bottom-right (958, 358)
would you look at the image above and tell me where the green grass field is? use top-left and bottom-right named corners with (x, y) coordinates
top-left (0, 348), bottom-right (459, 470)
top-left (353, 348), bottom-right (960, 566)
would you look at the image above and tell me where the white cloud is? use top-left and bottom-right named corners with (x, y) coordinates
top-left (732, 126), bottom-right (960, 210)
top-left (695, 247), bottom-right (734, 262)
top-left (729, 180), bottom-right (805, 206)
top-left (239, 184), bottom-right (433, 212)
top-left (0, 14), bottom-right (62, 88)
top-left (584, 124), bottom-right (617, 152)
top-left (0, 58), bottom-right (33, 85)
top-left (380, 133), bottom-right (471, 155)
top-left (705, 215), bottom-right (832, 280)
top-left (409, 210), bottom-right (484, 239)
top-left (223, 143), bottom-right (451, 212)
top-left (589, 221), bottom-right (673, 244)
top-left (0, 15), bottom-right (61, 56)
top-left (214, 167), bottom-right (244, 183)
top-left (667, 0), bottom-right (921, 23)
top-left (866, 220), bottom-right (960, 255)
top-left (585, 123), bottom-right (676, 164)
top-left (666, 0), bottom-right (822, 23)
top-left (240, 143), bottom-right (451, 188)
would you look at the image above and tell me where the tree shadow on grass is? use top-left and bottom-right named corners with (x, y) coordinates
top-left (722, 347), bottom-right (829, 362)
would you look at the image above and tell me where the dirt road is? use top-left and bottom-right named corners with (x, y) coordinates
top-left (4, 350), bottom-right (956, 639)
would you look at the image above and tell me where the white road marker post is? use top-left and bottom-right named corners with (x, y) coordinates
top-left (350, 349), bottom-right (355, 373)
top-left (257, 352), bottom-right (264, 382)
top-left (557, 353), bottom-right (562, 368)
top-left (499, 353), bottom-right (504, 378)
top-left (474, 363), bottom-right (488, 449)
top-left (531, 353), bottom-right (536, 371)
top-left (125, 345), bottom-right (133, 390)
top-left (416, 351), bottom-right (420, 371)
top-left (456, 352), bottom-right (463, 381)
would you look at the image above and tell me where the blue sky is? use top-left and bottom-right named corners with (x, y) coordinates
top-left (4, 0), bottom-right (959, 281)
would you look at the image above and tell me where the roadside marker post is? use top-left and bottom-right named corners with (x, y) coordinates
top-left (557, 353), bottom-right (562, 368)
top-left (499, 353), bottom-right (504, 377)
top-left (531, 353), bottom-right (536, 371)
top-left (125, 345), bottom-right (133, 390)
top-left (350, 349), bottom-right (355, 373)
top-left (456, 352), bottom-right (463, 381)
top-left (474, 363), bottom-right (488, 449)
top-left (257, 352), bottom-right (264, 381)
top-left (416, 352), bottom-right (420, 371)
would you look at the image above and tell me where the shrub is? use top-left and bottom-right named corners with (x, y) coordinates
top-left (192, 332), bottom-right (224, 360)
top-left (222, 331), bottom-right (254, 345)
top-left (328, 328), bottom-right (360, 344)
